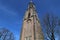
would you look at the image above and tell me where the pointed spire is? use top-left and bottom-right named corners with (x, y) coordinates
top-left (28, 0), bottom-right (35, 9)
top-left (30, 0), bottom-right (32, 2)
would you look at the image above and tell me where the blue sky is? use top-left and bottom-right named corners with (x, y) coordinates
top-left (0, 0), bottom-right (60, 40)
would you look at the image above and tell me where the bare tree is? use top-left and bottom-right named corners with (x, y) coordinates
top-left (0, 28), bottom-right (15, 40)
top-left (57, 19), bottom-right (60, 40)
top-left (43, 13), bottom-right (58, 40)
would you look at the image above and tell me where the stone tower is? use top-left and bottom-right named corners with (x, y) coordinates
top-left (20, 1), bottom-right (44, 40)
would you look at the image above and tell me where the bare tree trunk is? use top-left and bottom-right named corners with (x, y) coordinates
top-left (51, 32), bottom-right (55, 40)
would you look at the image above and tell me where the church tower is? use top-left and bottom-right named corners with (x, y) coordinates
top-left (20, 0), bottom-right (44, 40)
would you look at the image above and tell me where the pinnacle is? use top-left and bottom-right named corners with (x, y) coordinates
top-left (30, 0), bottom-right (33, 2)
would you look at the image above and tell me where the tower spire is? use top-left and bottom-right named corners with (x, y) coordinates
top-left (20, 0), bottom-right (44, 40)
top-left (28, 0), bottom-right (35, 9)
top-left (30, 0), bottom-right (32, 2)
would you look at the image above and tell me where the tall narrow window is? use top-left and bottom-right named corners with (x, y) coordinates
top-left (28, 13), bottom-right (30, 18)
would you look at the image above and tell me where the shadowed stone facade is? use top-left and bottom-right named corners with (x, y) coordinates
top-left (20, 1), bottom-right (44, 40)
